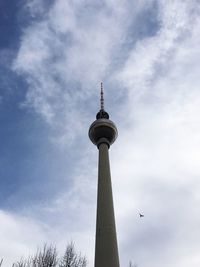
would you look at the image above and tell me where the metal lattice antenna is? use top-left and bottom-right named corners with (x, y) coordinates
top-left (100, 82), bottom-right (104, 110)
top-left (96, 82), bottom-right (109, 119)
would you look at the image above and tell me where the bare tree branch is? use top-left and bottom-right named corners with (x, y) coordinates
top-left (10, 243), bottom-right (86, 267)
top-left (59, 242), bottom-right (87, 267)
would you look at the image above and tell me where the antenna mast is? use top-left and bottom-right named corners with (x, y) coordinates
top-left (100, 82), bottom-right (104, 110)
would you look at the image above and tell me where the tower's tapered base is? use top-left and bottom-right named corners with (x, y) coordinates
top-left (94, 143), bottom-right (120, 267)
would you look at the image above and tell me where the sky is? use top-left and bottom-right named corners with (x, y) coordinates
top-left (0, 0), bottom-right (200, 266)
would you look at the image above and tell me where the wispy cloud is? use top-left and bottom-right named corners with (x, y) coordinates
top-left (112, 1), bottom-right (200, 266)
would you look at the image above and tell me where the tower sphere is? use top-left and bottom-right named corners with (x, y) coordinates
top-left (89, 117), bottom-right (118, 148)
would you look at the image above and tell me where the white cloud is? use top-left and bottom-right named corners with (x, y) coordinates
top-left (0, 210), bottom-right (47, 266)
top-left (112, 1), bottom-right (200, 266)
top-left (13, 0), bottom-right (130, 136)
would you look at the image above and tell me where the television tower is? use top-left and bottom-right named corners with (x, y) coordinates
top-left (89, 83), bottom-right (120, 267)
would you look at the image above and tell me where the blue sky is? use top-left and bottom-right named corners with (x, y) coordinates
top-left (1, 0), bottom-right (200, 266)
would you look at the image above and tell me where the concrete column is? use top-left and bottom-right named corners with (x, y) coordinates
top-left (94, 142), bottom-right (120, 267)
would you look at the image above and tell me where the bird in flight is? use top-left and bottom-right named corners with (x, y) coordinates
top-left (139, 213), bottom-right (144, 218)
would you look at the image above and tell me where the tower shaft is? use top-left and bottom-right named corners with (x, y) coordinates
top-left (95, 142), bottom-right (120, 267)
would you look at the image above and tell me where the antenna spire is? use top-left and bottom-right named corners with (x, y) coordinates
top-left (96, 82), bottom-right (109, 119)
top-left (100, 82), bottom-right (104, 110)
